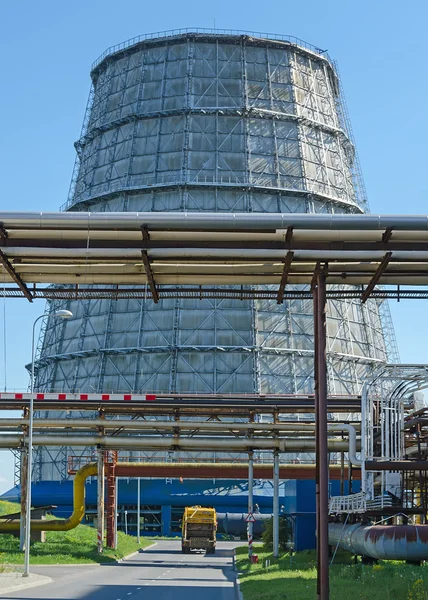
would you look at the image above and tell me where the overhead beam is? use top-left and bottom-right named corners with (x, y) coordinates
top-left (141, 250), bottom-right (159, 303)
top-left (361, 252), bottom-right (393, 303)
top-left (277, 251), bottom-right (294, 304)
top-left (0, 249), bottom-right (33, 302)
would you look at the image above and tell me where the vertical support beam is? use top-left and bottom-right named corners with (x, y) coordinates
top-left (313, 281), bottom-right (321, 589)
top-left (340, 451), bottom-right (345, 497)
top-left (106, 453), bottom-right (117, 549)
top-left (247, 450), bottom-right (254, 559)
top-left (314, 271), bottom-right (329, 600)
top-left (137, 477), bottom-right (141, 544)
top-left (20, 445), bottom-right (28, 551)
top-left (114, 477), bottom-right (118, 549)
top-left (97, 448), bottom-right (105, 554)
top-left (161, 505), bottom-right (172, 537)
top-left (273, 449), bottom-right (280, 559)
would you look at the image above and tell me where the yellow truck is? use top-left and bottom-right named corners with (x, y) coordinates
top-left (181, 506), bottom-right (217, 554)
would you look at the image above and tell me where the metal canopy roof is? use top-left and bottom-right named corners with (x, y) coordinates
top-left (1, 211), bottom-right (428, 302)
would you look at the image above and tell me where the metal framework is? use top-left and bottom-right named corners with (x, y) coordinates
top-left (361, 365), bottom-right (428, 508)
top-left (1, 32), bottom-right (407, 599)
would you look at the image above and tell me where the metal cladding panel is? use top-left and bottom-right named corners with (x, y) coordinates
top-left (30, 33), bottom-right (397, 481)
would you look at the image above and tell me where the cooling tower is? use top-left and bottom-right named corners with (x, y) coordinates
top-left (31, 30), bottom-right (397, 481)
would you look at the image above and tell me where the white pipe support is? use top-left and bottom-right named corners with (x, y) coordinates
top-left (273, 450), bottom-right (280, 559)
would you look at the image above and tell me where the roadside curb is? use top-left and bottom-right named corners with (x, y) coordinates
top-left (235, 575), bottom-right (244, 600)
top-left (0, 574), bottom-right (52, 596)
top-left (118, 542), bottom-right (158, 562)
top-left (233, 549), bottom-right (244, 600)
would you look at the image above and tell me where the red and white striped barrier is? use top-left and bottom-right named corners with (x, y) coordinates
top-left (0, 392), bottom-right (157, 402)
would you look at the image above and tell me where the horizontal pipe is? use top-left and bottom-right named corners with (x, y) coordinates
top-left (2, 212), bottom-right (428, 232)
top-left (365, 460), bottom-right (428, 471)
top-left (0, 434), bottom-right (356, 452)
top-left (8, 247), bottom-right (428, 262)
top-left (0, 463), bottom-right (96, 532)
top-left (0, 420), bottom-right (360, 464)
top-left (114, 461), bottom-right (361, 481)
top-left (0, 418), bottom-right (359, 434)
top-left (329, 523), bottom-right (428, 561)
top-left (13, 274), bottom-right (428, 286)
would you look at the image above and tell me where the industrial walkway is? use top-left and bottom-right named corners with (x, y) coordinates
top-left (1, 541), bottom-right (239, 600)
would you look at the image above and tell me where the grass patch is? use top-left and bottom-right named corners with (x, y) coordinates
top-left (236, 545), bottom-right (428, 600)
top-left (0, 500), bottom-right (21, 517)
top-left (0, 500), bottom-right (153, 565)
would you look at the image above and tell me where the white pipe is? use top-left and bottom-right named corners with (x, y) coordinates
top-left (8, 247), bottom-right (428, 262)
top-left (0, 418), bottom-right (358, 433)
top-left (2, 212), bottom-right (428, 231)
top-left (0, 434), bottom-right (356, 452)
top-left (328, 424), bottom-right (361, 466)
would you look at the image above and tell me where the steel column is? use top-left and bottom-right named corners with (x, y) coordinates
top-left (137, 477), bottom-right (141, 544)
top-left (106, 456), bottom-right (117, 549)
top-left (273, 449), bottom-right (280, 558)
top-left (314, 271), bottom-right (329, 600)
top-left (247, 450), bottom-right (254, 559)
top-left (97, 449), bottom-right (105, 554)
top-left (19, 446), bottom-right (28, 551)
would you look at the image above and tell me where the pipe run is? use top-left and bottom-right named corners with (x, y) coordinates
top-left (0, 418), bottom-right (345, 431)
top-left (0, 463), bottom-right (96, 532)
top-left (329, 523), bottom-right (428, 562)
top-left (0, 434), bottom-right (357, 452)
top-left (0, 420), bottom-right (360, 463)
top-left (3, 211), bottom-right (428, 232)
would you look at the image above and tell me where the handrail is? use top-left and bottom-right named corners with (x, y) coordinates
top-left (91, 28), bottom-right (332, 73)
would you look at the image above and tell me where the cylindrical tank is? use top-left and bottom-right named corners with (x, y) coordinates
top-left (31, 30), bottom-right (395, 481)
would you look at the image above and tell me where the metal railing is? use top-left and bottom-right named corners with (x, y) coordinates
top-left (329, 492), bottom-right (366, 515)
top-left (91, 29), bottom-right (332, 72)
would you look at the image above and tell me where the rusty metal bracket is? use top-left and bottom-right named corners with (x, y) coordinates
top-left (277, 251), bottom-right (294, 304)
top-left (0, 249), bottom-right (33, 302)
top-left (362, 252), bottom-right (392, 303)
top-left (141, 250), bottom-right (159, 303)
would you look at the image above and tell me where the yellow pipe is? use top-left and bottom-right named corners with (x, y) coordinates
top-left (0, 462), bottom-right (97, 532)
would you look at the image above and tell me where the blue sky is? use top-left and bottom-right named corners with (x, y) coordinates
top-left (0, 0), bottom-right (427, 493)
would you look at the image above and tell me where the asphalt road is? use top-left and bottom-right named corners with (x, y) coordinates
top-left (1, 540), bottom-right (240, 600)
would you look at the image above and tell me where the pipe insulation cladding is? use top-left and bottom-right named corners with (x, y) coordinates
top-left (329, 523), bottom-right (428, 562)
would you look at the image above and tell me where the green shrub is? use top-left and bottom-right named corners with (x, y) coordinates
top-left (261, 516), bottom-right (291, 552)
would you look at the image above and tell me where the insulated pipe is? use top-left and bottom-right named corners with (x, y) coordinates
top-left (3, 212), bottom-right (428, 231)
top-left (0, 434), bottom-right (356, 452)
top-left (9, 247), bottom-right (428, 262)
top-left (328, 424), bottom-right (361, 466)
top-left (0, 418), bottom-right (360, 437)
top-left (329, 523), bottom-right (428, 561)
top-left (0, 463), bottom-right (96, 532)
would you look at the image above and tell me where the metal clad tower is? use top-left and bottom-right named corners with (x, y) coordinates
top-left (33, 30), bottom-right (397, 481)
